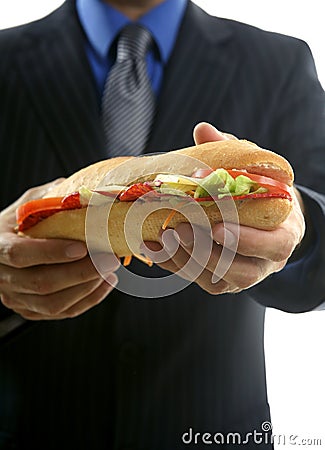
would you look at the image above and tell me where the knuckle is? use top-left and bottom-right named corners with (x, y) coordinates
top-left (205, 285), bottom-right (220, 295)
top-left (274, 260), bottom-right (287, 273)
top-left (30, 275), bottom-right (54, 295)
top-left (244, 272), bottom-right (259, 288)
top-left (271, 228), bottom-right (299, 262)
top-left (202, 279), bottom-right (227, 295)
top-left (236, 262), bottom-right (262, 289)
top-left (64, 309), bottom-right (81, 319)
top-left (29, 265), bottom-right (64, 295)
top-left (22, 294), bottom-right (63, 317)
top-left (16, 310), bottom-right (37, 320)
top-left (273, 241), bottom-right (293, 262)
top-left (0, 273), bottom-right (8, 289)
top-left (79, 267), bottom-right (94, 283)
top-left (15, 309), bottom-right (35, 320)
top-left (75, 258), bottom-right (98, 283)
top-left (42, 301), bottom-right (65, 317)
top-left (5, 242), bottom-right (24, 268)
top-left (0, 293), bottom-right (12, 309)
top-left (21, 186), bottom-right (43, 201)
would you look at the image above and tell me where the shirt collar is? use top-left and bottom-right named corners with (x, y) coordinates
top-left (77, 0), bottom-right (187, 63)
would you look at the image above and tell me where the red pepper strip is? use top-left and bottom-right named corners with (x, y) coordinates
top-left (61, 192), bottom-right (82, 208)
top-left (118, 183), bottom-right (156, 202)
top-left (17, 193), bottom-right (82, 232)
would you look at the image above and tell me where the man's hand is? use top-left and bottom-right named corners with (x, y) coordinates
top-left (142, 122), bottom-right (305, 295)
top-left (0, 181), bottom-right (119, 320)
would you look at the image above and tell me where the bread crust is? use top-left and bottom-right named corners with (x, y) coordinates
top-left (45, 140), bottom-right (293, 199)
top-left (24, 197), bottom-right (292, 257)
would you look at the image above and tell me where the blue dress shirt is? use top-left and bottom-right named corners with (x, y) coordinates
top-left (76, 0), bottom-right (187, 96)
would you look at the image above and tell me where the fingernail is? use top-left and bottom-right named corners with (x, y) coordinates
top-left (176, 224), bottom-right (194, 247)
top-left (213, 227), bottom-right (237, 248)
top-left (140, 242), bottom-right (154, 257)
top-left (223, 229), bottom-right (236, 248)
top-left (194, 122), bottom-right (218, 132)
top-left (161, 229), bottom-right (179, 253)
top-left (95, 253), bottom-right (120, 273)
top-left (66, 242), bottom-right (87, 258)
top-left (104, 273), bottom-right (119, 288)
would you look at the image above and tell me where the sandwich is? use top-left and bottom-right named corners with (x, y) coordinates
top-left (16, 140), bottom-right (293, 264)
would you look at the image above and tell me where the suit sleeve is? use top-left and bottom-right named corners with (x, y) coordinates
top-left (248, 39), bottom-right (325, 313)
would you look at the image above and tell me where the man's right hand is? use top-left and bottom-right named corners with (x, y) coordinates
top-left (0, 181), bottom-right (120, 320)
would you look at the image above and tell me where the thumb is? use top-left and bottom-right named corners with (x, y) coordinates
top-left (193, 122), bottom-right (237, 145)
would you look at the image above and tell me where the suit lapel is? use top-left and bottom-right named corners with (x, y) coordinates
top-left (15, 0), bottom-right (106, 175)
top-left (147, 1), bottom-right (242, 154)
top-left (15, 0), bottom-right (241, 171)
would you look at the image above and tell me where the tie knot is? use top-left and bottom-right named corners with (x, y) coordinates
top-left (116, 24), bottom-right (153, 61)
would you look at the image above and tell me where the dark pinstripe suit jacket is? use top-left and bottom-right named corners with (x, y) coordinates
top-left (0, 1), bottom-right (324, 449)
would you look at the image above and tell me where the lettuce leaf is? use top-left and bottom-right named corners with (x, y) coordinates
top-left (194, 169), bottom-right (267, 199)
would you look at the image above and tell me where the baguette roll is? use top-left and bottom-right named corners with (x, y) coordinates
top-left (18, 140), bottom-right (294, 257)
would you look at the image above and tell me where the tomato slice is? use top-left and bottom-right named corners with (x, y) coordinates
top-left (16, 193), bottom-right (81, 232)
top-left (191, 168), bottom-right (290, 195)
top-left (226, 169), bottom-right (290, 193)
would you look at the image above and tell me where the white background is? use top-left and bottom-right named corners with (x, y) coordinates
top-left (0, 1), bottom-right (324, 448)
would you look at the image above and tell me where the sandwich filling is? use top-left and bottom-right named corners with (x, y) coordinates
top-left (16, 168), bottom-right (291, 232)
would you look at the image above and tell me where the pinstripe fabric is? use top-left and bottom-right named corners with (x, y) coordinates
top-left (0, 3), bottom-right (105, 212)
top-left (0, 1), bottom-right (324, 449)
top-left (102, 24), bottom-right (155, 156)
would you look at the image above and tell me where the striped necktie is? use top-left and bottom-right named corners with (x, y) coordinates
top-left (101, 24), bottom-right (155, 157)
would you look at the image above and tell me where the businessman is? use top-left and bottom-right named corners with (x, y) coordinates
top-left (0, 0), bottom-right (324, 449)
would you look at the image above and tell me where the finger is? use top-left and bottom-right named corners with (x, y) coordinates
top-left (141, 229), bottom-right (180, 264)
top-left (2, 274), bottom-right (117, 318)
top-left (218, 253), bottom-right (285, 290)
top-left (191, 270), bottom-right (235, 295)
top-left (57, 277), bottom-right (117, 318)
top-left (144, 227), bottom-right (213, 281)
top-left (0, 254), bottom-right (120, 295)
top-left (143, 241), bottom-right (181, 273)
top-left (156, 231), bottom-right (211, 282)
top-left (193, 122), bottom-right (229, 145)
top-left (175, 222), bottom-right (286, 289)
top-left (173, 223), bottom-right (214, 261)
top-left (2, 278), bottom-right (103, 315)
top-left (174, 236), bottom-right (284, 293)
top-left (212, 221), bottom-right (301, 262)
top-left (142, 240), bottom-right (195, 280)
top-left (143, 236), bottom-right (241, 294)
top-left (9, 278), bottom-right (116, 321)
top-left (157, 228), bottom-right (203, 279)
top-left (193, 122), bottom-right (238, 145)
top-left (0, 233), bottom-right (89, 268)
top-left (148, 239), bottom-right (234, 294)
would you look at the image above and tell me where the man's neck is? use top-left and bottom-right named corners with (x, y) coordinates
top-left (104, 0), bottom-right (165, 20)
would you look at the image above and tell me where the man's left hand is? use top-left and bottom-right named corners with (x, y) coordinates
top-left (142, 122), bottom-right (306, 295)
